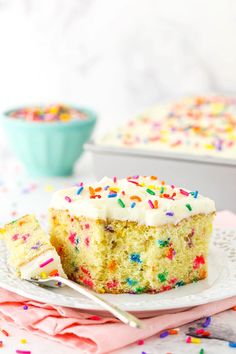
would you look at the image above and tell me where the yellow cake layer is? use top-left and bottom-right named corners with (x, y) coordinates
top-left (49, 209), bottom-right (214, 294)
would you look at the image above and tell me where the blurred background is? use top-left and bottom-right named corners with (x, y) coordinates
top-left (0, 0), bottom-right (236, 222)
top-left (0, 0), bottom-right (236, 135)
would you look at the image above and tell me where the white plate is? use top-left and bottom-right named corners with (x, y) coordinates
top-left (0, 228), bottom-right (235, 316)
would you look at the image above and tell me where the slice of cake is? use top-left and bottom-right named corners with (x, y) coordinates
top-left (3, 214), bottom-right (66, 280)
top-left (49, 176), bottom-right (215, 294)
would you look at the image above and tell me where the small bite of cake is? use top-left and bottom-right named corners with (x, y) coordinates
top-left (49, 176), bottom-right (216, 294)
top-left (3, 214), bottom-right (66, 280)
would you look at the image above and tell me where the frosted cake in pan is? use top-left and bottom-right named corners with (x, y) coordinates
top-left (98, 96), bottom-right (236, 159)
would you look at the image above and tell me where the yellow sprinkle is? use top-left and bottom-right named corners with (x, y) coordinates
top-left (60, 113), bottom-right (70, 121)
top-left (40, 272), bottom-right (47, 279)
top-left (109, 187), bottom-right (120, 192)
top-left (0, 228), bottom-right (5, 240)
top-left (20, 339), bottom-right (27, 344)
top-left (147, 185), bottom-right (156, 189)
top-left (204, 144), bottom-right (214, 150)
top-left (191, 337), bottom-right (201, 344)
top-left (44, 184), bottom-right (54, 192)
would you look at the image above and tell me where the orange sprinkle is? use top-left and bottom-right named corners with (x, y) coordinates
top-left (232, 306), bottom-right (236, 311)
top-left (108, 260), bottom-right (117, 272)
top-left (19, 221), bottom-right (26, 226)
top-left (161, 181), bottom-right (165, 185)
top-left (154, 200), bottom-right (159, 209)
top-left (49, 269), bottom-right (59, 277)
top-left (95, 187), bottom-right (102, 192)
top-left (168, 329), bottom-right (179, 335)
top-left (89, 187), bottom-right (95, 196)
top-left (130, 195), bottom-right (142, 202)
top-left (151, 176), bottom-right (157, 180)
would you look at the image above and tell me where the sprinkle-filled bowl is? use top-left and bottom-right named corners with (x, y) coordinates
top-left (1, 104), bottom-right (97, 176)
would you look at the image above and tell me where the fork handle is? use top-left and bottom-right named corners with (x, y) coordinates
top-left (53, 276), bottom-right (143, 329)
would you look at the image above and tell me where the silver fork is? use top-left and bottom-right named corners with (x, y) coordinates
top-left (26, 276), bottom-right (143, 329)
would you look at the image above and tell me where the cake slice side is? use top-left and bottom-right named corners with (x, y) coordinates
top-left (3, 214), bottom-right (66, 280)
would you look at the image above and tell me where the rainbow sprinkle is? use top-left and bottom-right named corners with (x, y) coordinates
top-left (118, 198), bottom-right (125, 208)
top-left (39, 258), bottom-right (54, 268)
top-left (76, 186), bottom-right (84, 195)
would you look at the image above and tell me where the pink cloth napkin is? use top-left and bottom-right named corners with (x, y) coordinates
top-left (0, 210), bottom-right (235, 354)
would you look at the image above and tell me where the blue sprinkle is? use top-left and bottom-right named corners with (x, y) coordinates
top-left (130, 253), bottom-right (142, 263)
top-left (126, 278), bottom-right (138, 286)
top-left (108, 193), bottom-right (117, 198)
top-left (160, 331), bottom-right (169, 338)
top-left (166, 212), bottom-right (174, 216)
top-left (130, 202), bottom-right (136, 208)
top-left (229, 342), bottom-right (236, 348)
top-left (77, 186), bottom-right (84, 195)
top-left (194, 190), bottom-right (199, 199)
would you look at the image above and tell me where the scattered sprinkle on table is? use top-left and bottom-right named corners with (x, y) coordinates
top-left (16, 350), bottom-right (31, 354)
top-left (202, 316), bottom-right (211, 328)
top-left (20, 339), bottom-right (27, 344)
top-left (23, 305), bottom-right (28, 310)
top-left (1, 329), bottom-right (9, 337)
top-left (137, 339), bottom-right (144, 345)
top-left (160, 330), bottom-right (169, 338)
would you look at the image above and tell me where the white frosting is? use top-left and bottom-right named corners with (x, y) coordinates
top-left (50, 176), bottom-right (215, 226)
top-left (20, 250), bottom-right (67, 280)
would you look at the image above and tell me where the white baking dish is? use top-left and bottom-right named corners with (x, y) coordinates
top-left (85, 141), bottom-right (236, 211)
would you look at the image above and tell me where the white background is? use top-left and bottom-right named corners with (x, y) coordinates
top-left (0, 0), bottom-right (236, 137)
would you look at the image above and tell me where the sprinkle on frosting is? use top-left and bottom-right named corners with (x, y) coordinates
top-left (50, 176), bottom-right (215, 227)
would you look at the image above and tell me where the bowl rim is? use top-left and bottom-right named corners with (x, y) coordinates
top-left (1, 105), bottom-right (97, 128)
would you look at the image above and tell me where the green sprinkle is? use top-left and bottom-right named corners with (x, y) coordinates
top-left (135, 286), bottom-right (146, 293)
top-left (158, 271), bottom-right (168, 283)
top-left (160, 186), bottom-right (164, 194)
top-left (186, 203), bottom-right (192, 211)
top-left (146, 188), bottom-right (155, 195)
top-left (199, 349), bottom-right (205, 354)
top-left (118, 198), bottom-right (125, 208)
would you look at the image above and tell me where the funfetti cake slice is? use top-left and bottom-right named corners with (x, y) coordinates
top-left (3, 214), bottom-right (66, 280)
top-left (49, 176), bottom-right (216, 294)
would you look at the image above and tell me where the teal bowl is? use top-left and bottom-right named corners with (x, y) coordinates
top-left (1, 106), bottom-right (97, 176)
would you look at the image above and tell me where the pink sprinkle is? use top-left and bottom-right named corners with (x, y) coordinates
top-left (16, 351), bottom-right (31, 354)
top-left (107, 280), bottom-right (118, 289)
top-left (113, 176), bottom-right (117, 183)
top-left (83, 278), bottom-right (94, 288)
top-left (12, 234), bottom-right (19, 241)
top-left (39, 258), bottom-right (54, 268)
top-left (84, 223), bottom-right (90, 229)
top-left (65, 196), bottom-right (72, 203)
top-left (68, 231), bottom-right (77, 245)
top-left (196, 329), bottom-right (204, 334)
top-left (171, 184), bottom-right (175, 189)
top-left (79, 182), bottom-right (83, 186)
top-left (121, 190), bottom-right (125, 195)
top-left (137, 339), bottom-right (144, 345)
top-left (85, 237), bottom-right (90, 247)
top-left (89, 315), bottom-right (101, 321)
top-left (186, 336), bottom-right (192, 343)
top-left (22, 233), bottom-right (30, 242)
top-left (148, 200), bottom-right (154, 209)
top-left (180, 189), bottom-right (189, 196)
